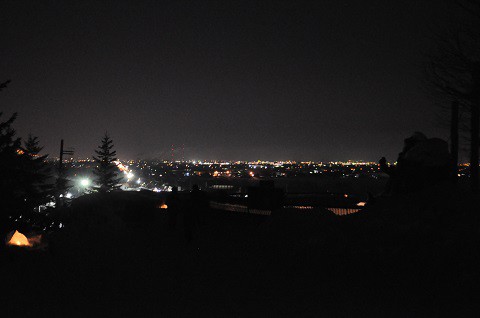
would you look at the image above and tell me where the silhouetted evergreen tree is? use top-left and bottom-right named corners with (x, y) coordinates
top-left (1, 80), bottom-right (52, 215)
top-left (0, 112), bottom-right (22, 216)
top-left (20, 134), bottom-right (52, 212)
top-left (0, 83), bottom-right (19, 244)
top-left (92, 133), bottom-right (122, 193)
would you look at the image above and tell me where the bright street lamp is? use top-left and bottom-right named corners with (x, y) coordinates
top-left (80, 178), bottom-right (90, 187)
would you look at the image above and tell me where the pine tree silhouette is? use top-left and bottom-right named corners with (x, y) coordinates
top-left (0, 79), bottom-right (16, 241)
top-left (92, 133), bottom-right (123, 193)
top-left (20, 134), bottom-right (52, 212)
top-left (0, 111), bottom-right (22, 218)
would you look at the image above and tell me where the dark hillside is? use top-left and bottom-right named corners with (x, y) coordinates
top-left (3, 187), bottom-right (480, 317)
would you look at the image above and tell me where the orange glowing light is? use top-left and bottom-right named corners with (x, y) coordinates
top-left (160, 203), bottom-right (168, 209)
top-left (7, 230), bottom-right (32, 247)
top-left (114, 160), bottom-right (128, 172)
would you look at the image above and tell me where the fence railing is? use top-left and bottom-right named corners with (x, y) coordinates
top-left (325, 207), bottom-right (361, 216)
top-left (209, 201), bottom-right (271, 215)
top-left (210, 201), bottom-right (362, 216)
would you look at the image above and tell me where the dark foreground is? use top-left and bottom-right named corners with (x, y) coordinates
top-left (2, 189), bottom-right (480, 317)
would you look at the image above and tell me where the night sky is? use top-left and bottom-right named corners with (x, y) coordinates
top-left (1, 0), bottom-right (457, 161)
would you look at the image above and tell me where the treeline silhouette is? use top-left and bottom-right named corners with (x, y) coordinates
top-left (0, 81), bottom-right (123, 241)
top-left (0, 109), bottom-right (52, 238)
top-left (425, 0), bottom-right (480, 191)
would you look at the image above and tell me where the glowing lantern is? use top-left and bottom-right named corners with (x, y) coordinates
top-left (7, 230), bottom-right (32, 247)
top-left (160, 203), bottom-right (168, 209)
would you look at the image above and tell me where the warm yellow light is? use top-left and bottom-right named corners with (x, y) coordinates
top-left (7, 230), bottom-right (32, 247)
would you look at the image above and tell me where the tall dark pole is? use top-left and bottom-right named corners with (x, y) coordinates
top-left (56, 139), bottom-right (74, 208)
top-left (58, 139), bottom-right (74, 169)
top-left (451, 101), bottom-right (459, 183)
top-left (57, 139), bottom-right (65, 208)
top-left (58, 139), bottom-right (64, 173)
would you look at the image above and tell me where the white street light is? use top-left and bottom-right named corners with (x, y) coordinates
top-left (80, 178), bottom-right (90, 187)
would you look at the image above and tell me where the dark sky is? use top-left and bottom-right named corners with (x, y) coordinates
top-left (1, 0), bottom-right (456, 161)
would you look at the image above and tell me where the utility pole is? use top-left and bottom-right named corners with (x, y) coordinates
top-left (58, 139), bottom-right (74, 173)
top-left (58, 139), bottom-right (64, 172)
top-left (56, 139), bottom-right (74, 208)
